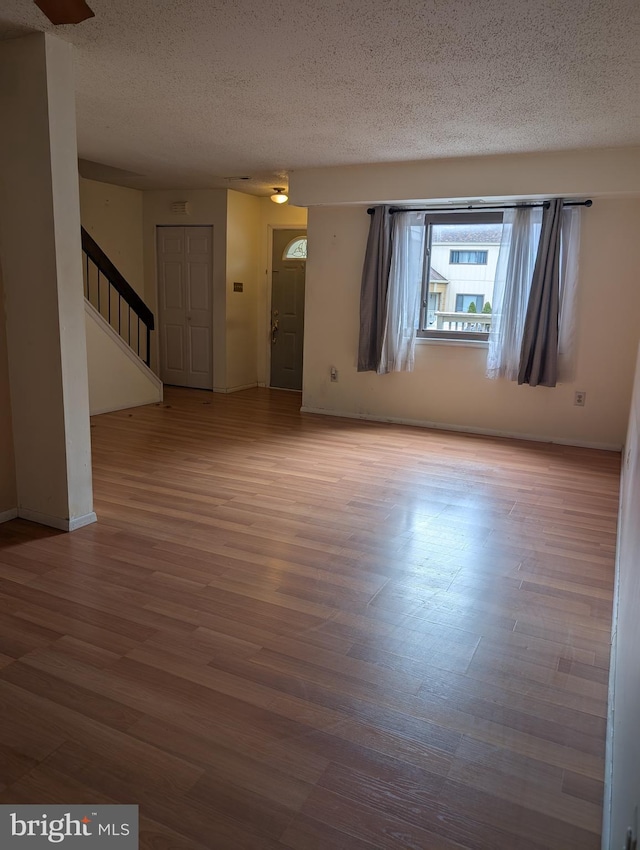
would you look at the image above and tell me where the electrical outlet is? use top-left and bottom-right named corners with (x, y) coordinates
top-left (330, 366), bottom-right (338, 382)
top-left (574, 391), bottom-right (586, 407)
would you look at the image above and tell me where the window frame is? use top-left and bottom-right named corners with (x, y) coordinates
top-left (449, 249), bottom-right (489, 265)
top-left (418, 211), bottom-right (503, 343)
top-left (282, 236), bottom-right (308, 260)
top-left (455, 294), bottom-right (485, 313)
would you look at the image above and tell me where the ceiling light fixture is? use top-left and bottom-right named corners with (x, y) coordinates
top-left (270, 188), bottom-right (288, 204)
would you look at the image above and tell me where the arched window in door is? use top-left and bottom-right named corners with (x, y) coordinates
top-left (282, 237), bottom-right (307, 260)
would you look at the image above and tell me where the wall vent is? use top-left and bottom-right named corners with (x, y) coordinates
top-left (170, 201), bottom-right (190, 215)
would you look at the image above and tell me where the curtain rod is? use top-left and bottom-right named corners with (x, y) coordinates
top-left (366, 200), bottom-right (593, 215)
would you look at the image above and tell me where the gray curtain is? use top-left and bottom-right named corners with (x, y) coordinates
top-left (518, 198), bottom-right (563, 387)
top-left (357, 206), bottom-right (392, 372)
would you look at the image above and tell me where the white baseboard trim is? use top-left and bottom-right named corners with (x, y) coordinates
top-left (17, 508), bottom-right (97, 532)
top-left (0, 508), bottom-right (18, 524)
top-left (212, 383), bottom-right (258, 394)
top-left (299, 406), bottom-right (622, 452)
top-left (602, 461), bottom-right (625, 850)
top-left (68, 512), bottom-right (98, 531)
top-left (91, 398), bottom-right (162, 416)
top-left (603, 627), bottom-right (617, 850)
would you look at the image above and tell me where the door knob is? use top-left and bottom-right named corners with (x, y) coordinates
top-left (271, 319), bottom-right (279, 344)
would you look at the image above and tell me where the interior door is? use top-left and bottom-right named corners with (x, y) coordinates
top-left (270, 229), bottom-right (306, 390)
top-left (157, 226), bottom-right (213, 389)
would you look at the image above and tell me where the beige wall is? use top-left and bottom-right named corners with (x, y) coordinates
top-left (79, 177), bottom-right (145, 296)
top-left (606, 341), bottom-right (640, 848)
top-left (85, 303), bottom-right (162, 415)
top-left (302, 198), bottom-right (640, 449)
top-left (226, 190), bottom-right (260, 390)
top-left (142, 189), bottom-right (227, 386)
top-left (257, 198), bottom-right (308, 385)
top-left (291, 146), bottom-right (640, 206)
top-left (0, 264), bottom-right (16, 517)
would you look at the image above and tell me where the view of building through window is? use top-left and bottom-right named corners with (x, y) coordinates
top-left (421, 217), bottom-right (503, 338)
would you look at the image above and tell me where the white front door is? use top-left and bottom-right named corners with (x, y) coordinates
top-left (157, 226), bottom-right (213, 389)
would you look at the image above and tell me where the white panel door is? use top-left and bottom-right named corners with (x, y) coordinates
top-left (157, 226), bottom-right (213, 389)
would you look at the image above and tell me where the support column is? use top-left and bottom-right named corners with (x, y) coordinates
top-left (0, 33), bottom-right (95, 531)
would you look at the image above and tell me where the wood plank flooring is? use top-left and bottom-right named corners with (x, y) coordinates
top-left (0, 387), bottom-right (620, 849)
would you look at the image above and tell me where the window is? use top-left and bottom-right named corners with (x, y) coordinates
top-left (419, 212), bottom-right (503, 341)
top-left (282, 237), bottom-right (307, 260)
top-left (455, 294), bottom-right (484, 312)
top-left (450, 249), bottom-right (488, 265)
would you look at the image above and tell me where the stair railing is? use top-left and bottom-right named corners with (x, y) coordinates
top-left (81, 227), bottom-right (154, 366)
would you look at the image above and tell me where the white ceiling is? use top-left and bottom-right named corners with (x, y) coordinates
top-left (1, 0), bottom-right (639, 196)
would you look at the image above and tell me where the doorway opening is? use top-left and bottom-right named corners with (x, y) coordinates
top-left (269, 229), bottom-right (306, 391)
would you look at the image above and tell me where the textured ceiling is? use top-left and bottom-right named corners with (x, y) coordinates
top-left (1, 0), bottom-right (639, 195)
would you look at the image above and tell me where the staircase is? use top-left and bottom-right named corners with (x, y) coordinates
top-left (81, 227), bottom-right (154, 365)
top-left (81, 228), bottom-right (162, 415)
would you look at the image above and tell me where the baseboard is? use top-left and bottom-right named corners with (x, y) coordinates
top-left (0, 508), bottom-right (18, 524)
top-left (17, 508), bottom-right (97, 532)
top-left (91, 398), bottom-right (163, 416)
top-left (68, 512), bottom-right (98, 531)
top-left (299, 406), bottom-right (622, 452)
top-left (603, 629), bottom-right (617, 850)
top-left (212, 383), bottom-right (258, 394)
top-left (602, 460), bottom-right (626, 850)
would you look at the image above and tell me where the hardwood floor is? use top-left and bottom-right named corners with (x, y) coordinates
top-left (0, 387), bottom-right (620, 849)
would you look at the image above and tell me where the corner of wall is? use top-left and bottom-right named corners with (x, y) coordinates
top-left (0, 258), bottom-right (17, 515)
top-left (225, 191), bottom-right (261, 389)
top-left (604, 339), bottom-right (640, 850)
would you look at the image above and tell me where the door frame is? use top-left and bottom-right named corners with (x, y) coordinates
top-left (156, 224), bottom-right (214, 390)
top-left (265, 225), bottom-right (307, 390)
